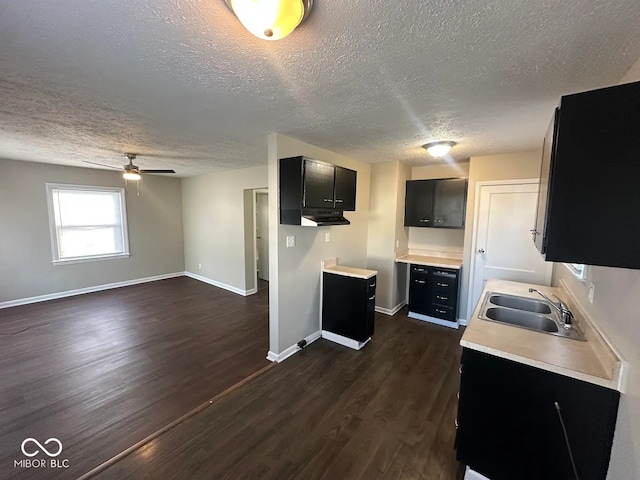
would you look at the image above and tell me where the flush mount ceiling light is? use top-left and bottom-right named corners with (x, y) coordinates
top-left (422, 141), bottom-right (457, 158)
top-left (123, 171), bottom-right (141, 181)
top-left (224, 0), bottom-right (314, 41)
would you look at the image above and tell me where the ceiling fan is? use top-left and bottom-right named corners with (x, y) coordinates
top-left (83, 153), bottom-right (176, 180)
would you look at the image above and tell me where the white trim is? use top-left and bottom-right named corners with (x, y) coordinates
top-left (0, 272), bottom-right (185, 309)
top-left (52, 252), bottom-right (131, 266)
top-left (563, 262), bottom-right (588, 283)
top-left (466, 178), bottom-right (541, 322)
top-left (321, 330), bottom-right (371, 350)
top-left (408, 311), bottom-right (459, 329)
top-left (185, 272), bottom-right (256, 296)
top-left (375, 301), bottom-right (406, 316)
top-left (266, 330), bottom-right (322, 362)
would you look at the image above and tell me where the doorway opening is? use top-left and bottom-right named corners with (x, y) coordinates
top-left (244, 188), bottom-right (269, 295)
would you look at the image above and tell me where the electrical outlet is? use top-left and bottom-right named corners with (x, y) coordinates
top-left (198, 263), bottom-right (202, 270)
top-left (588, 283), bottom-right (595, 303)
top-left (286, 235), bottom-right (295, 248)
top-left (325, 232), bottom-right (331, 243)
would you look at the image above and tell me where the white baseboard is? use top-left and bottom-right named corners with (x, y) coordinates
top-left (0, 272), bottom-right (186, 310)
top-left (375, 301), bottom-right (406, 316)
top-left (408, 311), bottom-right (459, 329)
top-left (266, 330), bottom-right (322, 363)
top-left (321, 330), bottom-right (371, 350)
top-left (185, 272), bottom-right (255, 296)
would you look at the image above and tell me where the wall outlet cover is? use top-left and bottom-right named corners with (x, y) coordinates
top-left (325, 232), bottom-right (331, 243)
top-left (286, 236), bottom-right (295, 248)
top-left (588, 283), bottom-right (595, 303)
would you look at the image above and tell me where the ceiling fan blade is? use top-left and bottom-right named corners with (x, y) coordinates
top-left (140, 169), bottom-right (176, 174)
top-left (82, 160), bottom-right (122, 170)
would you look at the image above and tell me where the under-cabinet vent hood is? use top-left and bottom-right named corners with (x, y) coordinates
top-left (301, 213), bottom-right (350, 227)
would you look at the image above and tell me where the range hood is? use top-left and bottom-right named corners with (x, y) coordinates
top-left (301, 212), bottom-right (350, 227)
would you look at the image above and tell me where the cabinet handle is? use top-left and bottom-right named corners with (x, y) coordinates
top-left (436, 295), bottom-right (448, 301)
top-left (415, 280), bottom-right (426, 284)
top-left (457, 392), bottom-right (460, 400)
top-left (414, 268), bottom-right (426, 272)
top-left (435, 219), bottom-right (444, 223)
top-left (459, 365), bottom-right (463, 374)
top-left (369, 283), bottom-right (376, 288)
top-left (454, 418), bottom-right (458, 429)
top-left (419, 219), bottom-right (430, 222)
top-left (368, 295), bottom-right (375, 301)
top-left (335, 199), bottom-right (344, 203)
top-left (436, 282), bottom-right (449, 287)
top-left (435, 308), bottom-right (446, 314)
top-left (323, 198), bottom-right (332, 202)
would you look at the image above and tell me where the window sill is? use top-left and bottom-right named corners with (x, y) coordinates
top-left (563, 263), bottom-right (587, 283)
top-left (52, 253), bottom-right (130, 266)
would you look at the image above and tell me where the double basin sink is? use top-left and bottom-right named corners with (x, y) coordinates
top-left (478, 292), bottom-right (585, 341)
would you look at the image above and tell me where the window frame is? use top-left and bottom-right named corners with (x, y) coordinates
top-left (564, 262), bottom-right (587, 282)
top-left (45, 183), bottom-right (131, 265)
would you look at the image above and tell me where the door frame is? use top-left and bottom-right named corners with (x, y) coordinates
top-left (252, 188), bottom-right (269, 291)
top-left (466, 178), bottom-right (551, 320)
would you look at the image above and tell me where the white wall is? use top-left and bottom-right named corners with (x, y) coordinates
top-left (0, 158), bottom-right (185, 303)
top-left (553, 255), bottom-right (640, 480)
top-left (181, 165), bottom-right (267, 293)
top-left (268, 134), bottom-right (371, 355)
top-left (366, 161), bottom-right (410, 312)
top-left (460, 151), bottom-right (542, 318)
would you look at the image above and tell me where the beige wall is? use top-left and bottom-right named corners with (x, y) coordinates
top-left (366, 161), bottom-right (410, 312)
top-left (0, 158), bottom-right (185, 303)
top-left (408, 163), bottom-right (470, 255)
top-left (268, 134), bottom-right (371, 354)
top-left (553, 262), bottom-right (640, 479)
top-left (459, 151), bottom-right (542, 319)
top-left (181, 165), bottom-right (267, 293)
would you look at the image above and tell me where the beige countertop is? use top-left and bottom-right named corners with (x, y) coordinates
top-left (321, 258), bottom-right (377, 280)
top-left (395, 253), bottom-right (463, 269)
top-left (462, 279), bottom-right (626, 392)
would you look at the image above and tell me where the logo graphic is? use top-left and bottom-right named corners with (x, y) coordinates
top-left (20, 438), bottom-right (63, 457)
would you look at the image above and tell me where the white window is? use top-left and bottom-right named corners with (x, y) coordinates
top-left (46, 183), bottom-right (130, 264)
top-left (565, 263), bottom-right (587, 281)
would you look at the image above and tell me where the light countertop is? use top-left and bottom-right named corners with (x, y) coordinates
top-left (395, 249), bottom-right (463, 269)
top-left (462, 279), bottom-right (626, 392)
top-left (321, 258), bottom-right (377, 280)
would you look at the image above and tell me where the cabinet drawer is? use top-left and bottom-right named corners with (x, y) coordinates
top-left (410, 264), bottom-right (430, 275)
top-left (430, 304), bottom-right (456, 321)
top-left (432, 291), bottom-right (456, 308)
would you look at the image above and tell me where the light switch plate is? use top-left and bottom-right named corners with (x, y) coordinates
top-left (286, 235), bottom-right (295, 248)
top-left (588, 283), bottom-right (595, 303)
top-left (325, 232), bottom-right (331, 243)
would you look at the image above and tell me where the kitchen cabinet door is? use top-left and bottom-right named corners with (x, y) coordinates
top-left (408, 266), bottom-right (431, 315)
top-left (303, 159), bottom-right (335, 209)
top-left (323, 273), bottom-right (375, 342)
top-left (334, 166), bottom-right (357, 211)
top-left (456, 348), bottom-right (619, 480)
top-left (404, 180), bottom-right (434, 226)
top-left (432, 178), bottom-right (467, 228)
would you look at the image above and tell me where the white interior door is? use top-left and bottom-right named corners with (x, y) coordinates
top-left (469, 182), bottom-right (552, 316)
top-left (256, 192), bottom-right (269, 281)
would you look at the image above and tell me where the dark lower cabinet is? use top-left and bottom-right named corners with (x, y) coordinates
top-left (322, 273), bottom-right (376, 342)
top-left (408, 264), bottom-right (460, 323)
top-left (456, 348), bottom-right (620, 480)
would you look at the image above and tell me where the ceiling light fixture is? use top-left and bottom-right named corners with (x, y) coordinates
top-left (224, 0), bottom-right (314, 41)
top-left (422, 141), bottom-right (457, 158)
top-left (123, 172), bottom-right (141, 181)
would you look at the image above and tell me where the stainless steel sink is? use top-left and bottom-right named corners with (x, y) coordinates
top-left (484, 307), bottom-right (558, 332)
top-left (478, 291), bottom-right (585, 341)
top-left (488, 294), bottom-right (552, 314)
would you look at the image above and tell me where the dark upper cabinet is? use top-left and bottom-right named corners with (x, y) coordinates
top-left (456, 348), bottom-right (619, 480)
top-left (533, 80), bottom-right (640, 269)
top-left (405, 178), bottom-right (467, 228)
top-left (334, 166), bottom-right (357, 211)
top-left (280, 156), bottom-right (357, 225)
top-left (405, 180), bottom-right (434, 226)
top-left (302, 159), bottom-right (335, 209)
top-left (433, 178), bottom-right (468, 228)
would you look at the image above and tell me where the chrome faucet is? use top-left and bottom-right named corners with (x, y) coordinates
top-left (528, 288), bottom-right (574, 329)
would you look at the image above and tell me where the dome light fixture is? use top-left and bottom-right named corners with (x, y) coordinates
top-left (423, 141), bottom-right (457, 158)
top-left (223, 0), bottom-right (314, 41)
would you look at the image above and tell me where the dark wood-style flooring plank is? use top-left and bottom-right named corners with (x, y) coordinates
top-left (0, 277), bottom-right (269, 480)
top-left (95, 310), bottom-right (466, 480)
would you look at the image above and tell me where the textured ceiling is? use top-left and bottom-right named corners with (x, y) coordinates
top-left (1, 0), bottom-right (640, 176)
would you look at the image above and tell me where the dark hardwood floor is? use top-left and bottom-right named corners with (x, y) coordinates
top-left (0, 277), bottom-right (270, 480)
top-left (95, 310), bottom-right (466, 480)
